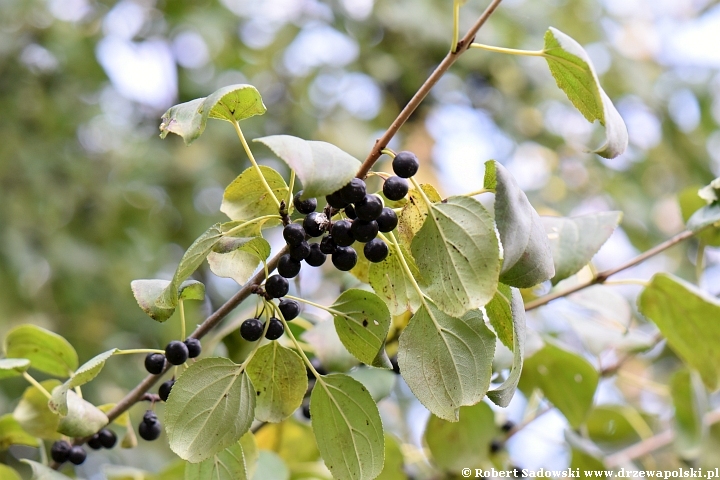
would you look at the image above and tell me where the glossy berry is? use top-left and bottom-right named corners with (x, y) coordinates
top-left (278, 254), bottom-right (302, 278)
top-left (305, 243), bottom-right (326, 267)
top-left (302, 404), bottom-right (311, 419)
top-left (51, 440), bottom-right (72, 463)
top-left (289, 240), bottom-right (311, 261)
top-left (490, 439), bottom-right (503, 453)
top-left (240, 318), bottom-right (264, 341)
top-left (139, 420), bottom-right (161, 441)
top-left (339, 178), bottom-right (367, 204)
top-left (68, 446), bottom-right (87, 465)
top-left (376, 207), bottom-right (398, 232)
top-left (265, 274), bottom-right (289, 298)
top-left (159, 379), bottom-right (175, 402)
top-left (87, 433), bottom-right (103, 450)
top-left (143, 410), bottom-right (158, 425)
top-left (319, 235), bottom-right (337, 254)
top-left (344, 204), bottom-right (357, 219)
top-left (326, 190), bottom-right (349, 209)
top-left (332, 246), bottom-right (358, 271)
top-left (279, 298), bottom-right (300, 321)
top-left (98, 428), bottom-right (117, 449)
top-left (293, 191), bottom-right (317, 215)
top-left (501, 420), bottom-right (515, 432)
top-left (331, 220), bottom-right (354, 247)
top-left (392, 151), bottom-right (419, 178)
top-left (165, 340), bottom-right (189, 366)
top-left (184, 338), bottom-right (201, 358)
top-left (283, 223), bottom-right (306, 246)
top-left (383, 176), bottom-right (409, 201)
top-left (355, 194), bottom-right (383, 221)
top-left (351, 220), bottom-right (379, 243)
top-left (144, 353), bottom-right (165, 375)
top-left (265, 317), bottom-right (284, 340)
top-left (364, 238), bottom-right (389, 263)
top-left (303, 212), bottom-right (327, 237)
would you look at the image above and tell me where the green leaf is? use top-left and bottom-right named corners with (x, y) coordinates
top-left (368, 244), bottom-right (422, 316)
top-left (542, 27), bottom-right (628, 158)
top-left (185, 439), bottom-right (248, 480)
top-left (586, 405), bottom-right (643, 445)
top-left (56, 390), bottom-right (109, 437)
top-left (671, 369), bottom-right (706, 459)
top-left (518, 342), bottom-right (598, 428)
top-left (484, 284), bottom-right (514, 349)
top-left (4, 325), bottom-right (78, 378)
top-left (0, 413), bottom-right (38, 449)
top-left (251, 451), bottom-right (290, 480)
top-left (330, 289), bottom-right (392, 368)
top-left (240, 432), bottom-right (259, 478)
top-left (254, 135), bottom-right (360, 199)
top-left (424, 402), bottom-right (496, 471)
top-left (179, 280), bottom-right (206, 301)
top-left (398, 302), bottom-right (496, 421)
top-left (411, 195), bottom-right (500, 316)
top-left (20, 460), bottom-right (72, 480)
top-left (541, 212), bottom-right (622, 284)
top-left (208, 236), bottom-right (270, 286)
top-left (397, 183), bottom-right (442, 250)
top-left (0, 465), bottom-right (21, 480)
top-left (165, 357), bottom-right (255, 463)
top-left (160, 84), bottom-right (266, 145)
top-left (566, 430), bottom-right (607, 474)
top-left (0, 358), bottom-right (30, 380)
top-left (49, 348), bottom-right (119, 415)
top-left (130, 279), bottom-right (176, 322)
top-left (13, 380), bottom-right (62, 439)
top-left (687, 203), bottom-right (720, 235)
top-left (310, 374), bottom-right (384, 480)
top-left (638, 273), bottom-right (720, 390)
top-left (485, 160), bottom-right (554, 288)
top-left (254, 417), bottom-right (320, 464)
top-left (376, 435), bottom-right (405, 480)
top-left (487, 287), bottom-right (526, 408)
top-left (348, 366), bottom-right (397, 402)
top-left (678, 186), bottom-right (720, 246)
top-left (246, 343), bottom-right (307, 423)
top-left (220, 166), bottom-right (288, 223)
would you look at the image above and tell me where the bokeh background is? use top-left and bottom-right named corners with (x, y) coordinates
top-left (2, 0), bottom-right (720, 476)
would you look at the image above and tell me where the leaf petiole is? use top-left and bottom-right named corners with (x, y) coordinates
top-left (22, 372), bottom-right (52, 400)
top-left (380, 148), bottom-right (396, 158)
top-left (469, 43), bottom-right (545, 57)
top-left (179, 298), bottom-right (186, 342)
top-left (223, 214), bottom-right (282, 237)
top-left (273, 303), bottom-right (323, 381)
top-left (115, 348), bottom-right (166, 355)
top-left (451, 0), bottom-right (460, 53)
top-left (232, 119), bottom-right (281, 209)
top-left (286, 170), bottom-right (296, 215)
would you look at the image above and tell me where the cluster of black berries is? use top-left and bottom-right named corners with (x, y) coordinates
top-left (239, 297), bottom-right (300, 342)
top-left (51, 428), bottom-right (118, 465)
top-left (144, 337), bottom-right (202, 376)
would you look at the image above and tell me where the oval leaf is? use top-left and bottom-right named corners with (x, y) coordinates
top-left (254, 135), bottom-right (360, 199)
top-left (165, 357), bottom-right (255, 463)
top-left (4, 325), bottom-right (78, 378)
top-left (398, 302), bottom-right (496, 421)
top-left (49, 348), bottom-right (119, 415)
top-left (671, 369), bottom-right (706, 459)
top-left (13, 380), bottom-right (62, 439)
top-left (130, 279), bottom-right (175, 322)
top-left (208, 237), bottom-right (270, 286)
top-left (185, 439), bottom-right (249, 480)
top-left (20, 460), bottom-right (72, 480)
top-left (368, 244), bottom-right (422, 316)
top-left (221, 166), bottom-right (288, 223)
top-left (0, 358), bottom-right (30, 380)
top-left (56, 390), bottom-right (109, 437)
top-left (331, 289), bottom-right (391, 368)
top-left (0, 413), bottom-right (39, 449)
top-left (397, 183), bottom-right (442, 250)
top-left (0, 465), bottom-right (21, 480)
top-left (310, 374), bottom-right (384, 480)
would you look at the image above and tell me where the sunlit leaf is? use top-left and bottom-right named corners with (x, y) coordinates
top-left (221, 166), bottom-right (288, 224)
top-left (487, 287), bottom-right (526, 407)
top-left (0, 465), bottom-right (21, 480)
top-left (376, 435), bottom-right (405, 480)
top-left (185, 439), bottom-right (248, 480)
top-left (56, 390), bottom-right (109, 437)
top-left (397, 183), bottom-right (441, 250)
top-left (208, 236), bottom-right (270, 286)
top-left (369, 244), bottom-right (422, 316)
top-left (49, 348), bottom-right (119, 415)
top-left (13, 380), bottom-right (62, 440)
top-left (4, 325), bottom-right (78, 378)
top-left (0, 413), bottom-right (38, 449)
top-left (0, 358), bottom-right (30, 380)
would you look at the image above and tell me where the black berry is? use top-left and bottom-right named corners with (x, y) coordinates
top-left (265, 318), bottom-right (284, 340)
top-left (143, 410), bottom-right (158, 425)
top-left (331, 220), bottom-right (354, 247)
top-left (165, 340), bottom-right (189, 366)
top-left (320, 235), bottom-right (337, 254)
top-left (184, 338), bottom-right (201, 358)
top-left (159, 379), bottom-right (175, 402)
top-left (376, 207), bottom-right (398, 232)
top-left (332, 246), bottom-right (358, 271)
top-left (265, 275), bottom-right (289, 298)
top-left (355, 194), bottom-right (383, 221)
top-left (279, 299), bottom-right (300, 321)
top-left (392, 151), bottom-right (419, 178)
top-left (390, 356), bottom-right (400, 374)
top-left (293, 191), bottom-right (317, 215)
top-left (351, 220), bottom-right (379, 243)
top-left (302, 404), bottom-right (311, 419)
top-left (305, 243), bottom-right (327, 267)
top-left (87, 433), bottom-right (102, 450)
top-left (383, 176), bottom-right (409, 201)
top-left (344, 204), bottom-right (357, 219)
top-left (501, 420), bottom-right (515, 432)
top-left (326, 190), bottom-right (349, 209)
top-left (98, 428), bottom-right (117, 449)
top-left (364, 238), bottom-right (389, 263)
top-left (303, 212), bottom-right (327, 237)
top-left (68, 446), bottom-right (87, 465)
top-left (51, 440), bottom-right (72, 463)
top-left (490, 439), bottom-right (502, 453)
top-left (289, 240), bottom-right (311, 261)
top-left (278, 254), bottom-right (302, 278)
top-left (139, 420), bottom-right (161, 441)
top-left (339, 178), bottom-right (367, 204)
top-left (283, 223), bottom-right (306, 246)
top-left (240, 318), bottom-right (264, 341)
top-left (144, 353), bottom-right (165, 375)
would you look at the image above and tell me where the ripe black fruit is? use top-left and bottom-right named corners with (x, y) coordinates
top-left (332, 246), bottom-right (358, 271)
top-left (490, 439), bottom-right (502, 453)
top-left (355, 194), bottom-right (383, 221)
top-left (501, 420), bottom-right (515, 432)
top-left (68, 446), bottom-right (87, 465)
top-left (279, 298), bottom-right (300, 321)
top-left (383, 176), bottom-right (409, 201)
top-left (165, 340), bottom-right (189, 366)
top-left (344, 204), bottom-right (357, 219)
top-left (144, 353), bottom-right (165, 375)
top-left (293, 191), bottom-right (317, 215)
top-left (87, 433), bottom-right (103, 450)
top-left (98, 428), bottom-right (117, 449)
top-left (283, 223), bottom-right (306, 246)
top-left (319, 235), bottom-right (337, 254)
top-left (139, 420), bottom-right (161, 441)
top-left (265, 317), bottom-right (284, 340)
top-left (305, 243), bottom-right (326, 267)
top-left (289, 240), bottom-right (311, 260)
top-left (390, 356), bottom-right (400, 375)
top-left (326, 190), bottom-right (349, 209)
top-left (143, 410), bottom-right (158, 425)
top-left (303, 212), bottom-right (327, 237)
top-left (392, 151), bottom-right (419, 178)
top-left (331, 220), bottom-right (354, 247)
top-left (159, 379), bottom-right (175, 402)
top-left (184, 338), bottom-right (201, 358)
top-left (265, 275), bottom-right (289, 298)
top-left (364, 238), bottom-right (389, 263)
top-left (51, 440), bottom-right (72, 463)
top-left (376, 207), bottom-right (398, 232)
top-left (278, 254), bottom-right (302, 278)
top-left (351, 220), bottom-right (379, 243)
top-left (240, 318), bottom-right (264, 341)
top-left (339, 178), bottom-right (367, 204)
